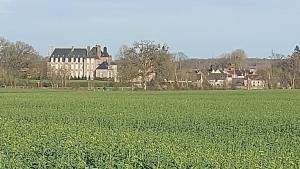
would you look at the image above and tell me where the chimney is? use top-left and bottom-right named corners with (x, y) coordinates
top-left (87, 46), bottom-right (90, 55)
top-left (103, 47), bottom-right (108, 53)
top-left (96, 44), bottom-right (101, 57)
top-left (102, 47), bottom-right (110, 57)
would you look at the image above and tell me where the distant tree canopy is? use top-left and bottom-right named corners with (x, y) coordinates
top-left (0, 37), bottom-right (46, 86)
top-left (117, 40), bottom-right (173, 90)
top-left (216, 49), bottom-right (247, 69)
top-left (288, 46), bottom-right (300, 88)
top-left (1, 36), bottom-right (300, 90)
top-left (256, 45), bottom-right (300, 89)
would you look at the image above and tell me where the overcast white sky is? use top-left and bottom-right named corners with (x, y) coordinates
top-left (0, 0), bottom-right (299, 58)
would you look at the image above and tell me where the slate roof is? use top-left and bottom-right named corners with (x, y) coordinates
top-left (50, 48), bottom-right (87, 59)
top-left (208, 70), bottom-right (227, 81)
top-left (70, 48), bottom-right (87, 58)
top-left (96, 62), bottom-right (109, 70)
top-left (87, 47), bottom-right (97, 58)
top-left (51, 48), bottom-right (72, 58)
top-left (246, 75), bottom-right (265, 81)
top-left (225, 69), bottom-right (251, 77)
top-left (50, 46), bottom-right (111, 60)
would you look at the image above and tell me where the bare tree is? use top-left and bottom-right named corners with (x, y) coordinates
top-left (230, 49), bottom-right (246, 69)
top-left (214, 49), bottom-right (247, 70)
top-left (260, 47), bottom-right (300, 89)
top-left (118, 41), bottom-right (173, 90)
top-left (288, 46), bottom-right (300, 88)
top-left (47, 63), bottom-right (71, 88)
top-left (173, 52), bottom-right (188, 83)
top-left (0, 37), bottom-right (46, 87)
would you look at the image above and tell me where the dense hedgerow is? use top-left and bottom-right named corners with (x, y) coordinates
top-left (0, 90), bottom-right (299, 168)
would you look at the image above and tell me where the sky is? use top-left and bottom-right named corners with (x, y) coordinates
top-left (0, 0), bottom-right (299, 58)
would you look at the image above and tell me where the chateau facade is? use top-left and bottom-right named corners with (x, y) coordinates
top-left (48, 45), bottom-right (117, 81)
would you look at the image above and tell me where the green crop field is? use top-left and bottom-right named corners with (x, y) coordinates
top-left (0, 89), bottom-right (299, 168)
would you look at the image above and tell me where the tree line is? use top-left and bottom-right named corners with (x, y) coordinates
top-left (118, 41), bottom-right (300, 90)
top-left (117, 41), bottom-right (207, 90)
top-left (1, 37), bottom-right (299, 89)
top-left (117, 41), bottom-right (251, 89)
top-left (257, 46), bottom-right (300, 89)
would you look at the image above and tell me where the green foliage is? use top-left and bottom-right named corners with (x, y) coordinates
top-left (0, 90), bottom-right (299, 168)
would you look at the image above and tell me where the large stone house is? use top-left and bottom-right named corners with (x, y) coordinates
top-left (48, 45), bottom-right (117, 81)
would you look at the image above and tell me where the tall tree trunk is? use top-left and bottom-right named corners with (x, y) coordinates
top-left (292, 75), bottom-right (295, 89)
top-left (143, 81), bottom-right (147, 91)
top-left (174, 67), bottom-right (178, 86)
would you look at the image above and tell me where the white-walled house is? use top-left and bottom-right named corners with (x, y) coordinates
top-left (207, 69), bottom-right (228, 88)
top-left (245, 75), bottom-right (266, 89)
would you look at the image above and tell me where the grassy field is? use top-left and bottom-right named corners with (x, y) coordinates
top-left (0, 89), bottom-right (299, 168)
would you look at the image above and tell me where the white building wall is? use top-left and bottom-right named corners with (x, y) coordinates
top-left (79, 71), bottom-right (83, 78)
